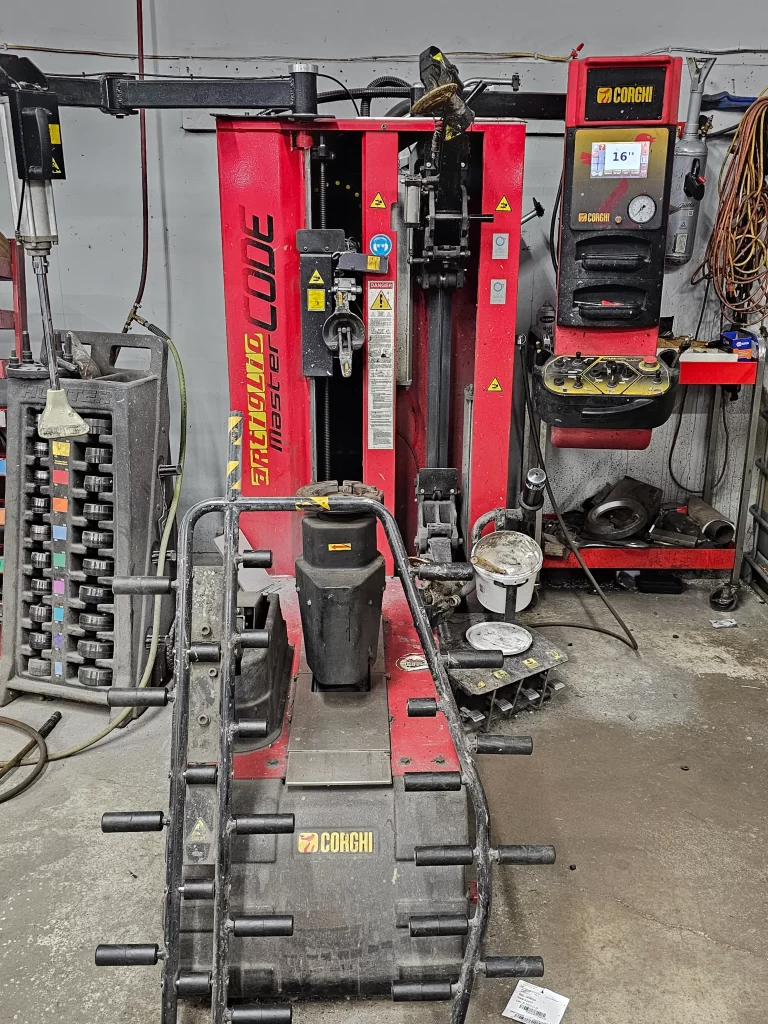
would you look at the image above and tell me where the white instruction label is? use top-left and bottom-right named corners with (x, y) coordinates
top-left (367, 280), bottom-right (395, 450)
top-left (502, 981), bottom-right (570, 1024)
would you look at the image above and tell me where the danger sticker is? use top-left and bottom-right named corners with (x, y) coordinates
top-left (297, 830), bottom-right (375, 854)
top-left (367, 280), bottom-right (395, 450)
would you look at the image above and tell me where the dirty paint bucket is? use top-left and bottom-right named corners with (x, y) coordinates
top-left (471, 530), bottom-right (543, 614)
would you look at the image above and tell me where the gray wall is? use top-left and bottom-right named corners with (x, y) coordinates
top-left (1, 4), bottom-right (767, 545)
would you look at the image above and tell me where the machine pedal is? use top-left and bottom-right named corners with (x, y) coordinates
top-left (391, 980), bottom-right (455, 1001)
top-left (482, 956), bottom-right (544, 978)
top-left (106, 688), bottom-right (170, 708)
top-left (101, 811), bottom-right (166, 833)
top-left (95, 944), bottom-right (160, 966)
top-left (403, 771), bottom-right (462, 791)
top-left (414, 845), bottom-right (474, 866)
top-left (469, 735), bottom-right (533, 755)
top-left (409, 914), bottom-right (469, 937)
top-left (230, 916), bottom-right (294, 937)
top-left (228, 1006), bottom-right (292, 1023)
top-left (496, 844), bottom-right (556, 865)
top-left (180, 880), bottom-right (215, 900)
top-left (176, 971), bottom-right (212, 996)
top-left (233, 814), bottom-right (295, 835)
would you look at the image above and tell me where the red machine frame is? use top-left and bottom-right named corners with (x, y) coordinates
top-left (217, 117), bottom-right (525, 573)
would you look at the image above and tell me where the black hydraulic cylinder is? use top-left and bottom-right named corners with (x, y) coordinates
top-left (406, 697), bottom-right (437, 717)
top-left (496, 844), bottom-right (556, 865)
top-left (415, 562), bottom-right (474, 582)
top-left (107, 688), bottom-right (169, 707)
top-left (473, 735), bottom-right (533, 755)
top-left (111, 575), bottom-right (172, 595)
top-left (392, 980), bottom-right (454, 1002)
top-left (230, 1007), bottom-right (293, 1024)
top-left (442, 651), bottom-right (504, 669)
top-left (414, 845), bottom-right (474, 866)
top-left (403, 771), bottom-right (462, 792)
top-left (409, 914), bottom-right (469, 937)
top-left (231, 915), bottom-right (294, 937)
top-left (180, 880), bottom-right (215, 900)
top-left (290, 64), bottom-right (318, 115)
top-left (239, 549), bottom-right (273, 568)
top-left (483, 956), bottom-right (545, 979)
top-left (233, 814), bottom-right (295, 835)
top-left (239, 629), bottom-right (270, 649)
top-left (101, 811), bottom-right (165, 833)
top-left (95, 944), bottom-right (159, 967)
top-left (176, 971), bottom-right (212, 997)
top-left (184, 764), bottom-right (217, 785)
top-left (233, 719), bottom-right (268, 739)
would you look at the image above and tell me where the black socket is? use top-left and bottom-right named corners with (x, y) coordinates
top-left (30, 524), bottom-right (51, 543)
top-left (27, 658), bottom-right (51, 677)
top-left (84, 447), bottom-right (112, 466)
top-left (78, 665), bottom-right (113, 686)
top-left (33, 441), bottom-right (49, 458)
top-left (29, 631), bottom-right (52, 650)
top-left (30, 578), bottom-right (52, 595)
top-left (77, 638), bottom-right (113, 659)
top-left (79, 612), bottom-right (113, 632)
top-left (82, 530), bottom-right (113, 548)
top-left (30, 496), bottom-right (50, 514)
top-left (83, 558), bottom-right (114, 577)
top-left (79, 584), bottom-right (112, 604)
top-left (33, 469), bottom-right (50, 485)
top-left (31, 551), bottom-right (51, 569)
top-left (83, 503), bottom-right (113, 521)
top-left (29, 603), bottom-right (52, 623)
top-left (83, 474), bottom-right (114, 493)
top-left (85, 417), bottom-right (111, 435)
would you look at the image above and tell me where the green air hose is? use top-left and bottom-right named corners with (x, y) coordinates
top-left (0, 317), bottom-right (187, 766)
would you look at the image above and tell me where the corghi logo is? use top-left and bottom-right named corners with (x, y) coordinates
top-left (297, 830), bottom-right (375, 854)
top-left (578, 212), bottom-right (611, 223)
top-left (597, 85), bottom-right (655, 104)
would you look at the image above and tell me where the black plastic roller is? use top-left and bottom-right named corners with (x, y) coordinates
top-left (101, 812), bottom-right (166, 833)
top-left (95, 944), bottom-right (159, 967)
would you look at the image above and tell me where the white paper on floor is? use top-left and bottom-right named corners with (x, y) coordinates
top-left (502, 980), bottom-right (570, 1024)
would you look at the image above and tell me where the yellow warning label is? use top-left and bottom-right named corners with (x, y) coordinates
top-left (307, 288), bottom-right (326, 311)
top-left (445, 124), bottom-right (458, 141)
top-left (49, 124), bottom-right (61, 145)
top-left (370, 290), bottom-right (392, 310)
top-left (328, 543), bottom-right (352, 551)
top-left (51, 158), bottom-right (61, 174)
top-left (370, 192), bottom-right (387, 209)
top-left (487, 377), bottom-right (503, 392)
top-left (367, 255), bottom-right (381, 271)
top-left (227, 460), bottom-right (240, 475)
top-left (434, 51), bottom-right (444, 62)
top-left (308, 269), bottom-right (324, 285)
top-left (297, 830), bottom-right (375, 854)
top-left (496, 195), bottom-right (512, 212)
top-left (189, 818), bottom-right (212, 842)
top-left (52, 441), bottom-right (70, 456)
top-left (523, 657), bottom-right (539, 669)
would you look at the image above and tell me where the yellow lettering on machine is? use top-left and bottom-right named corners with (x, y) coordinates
top-left (328, 543), bottom-right (352, 551)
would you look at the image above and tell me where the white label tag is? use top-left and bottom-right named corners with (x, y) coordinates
top-left (367, 280), bottom-right (395, 450)
top-left (502, 981), bottom-right (570, 1024)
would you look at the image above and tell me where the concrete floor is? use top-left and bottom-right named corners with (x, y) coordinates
top-left (2, 582), bottom-right (767, 1024)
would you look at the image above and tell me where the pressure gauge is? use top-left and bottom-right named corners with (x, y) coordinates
top-left (627, 194), bottom-right (657, 224)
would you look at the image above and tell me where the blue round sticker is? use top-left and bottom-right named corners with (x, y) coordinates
top-left (370, 233), bottom-right (393, 257)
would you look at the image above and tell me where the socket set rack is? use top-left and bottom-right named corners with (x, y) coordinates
top-left (0, 330), bottom-right (173, 707)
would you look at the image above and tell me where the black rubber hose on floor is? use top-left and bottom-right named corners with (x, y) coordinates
top-left (0, 716), bottom-right (48, 805)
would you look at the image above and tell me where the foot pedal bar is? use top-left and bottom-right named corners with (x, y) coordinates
top-left (482, 956), bottom-right (544, 978)
top-left (227, 1007), bottom-right (292, 1023)
top-left (409, 914), bottom-right (469, 937)
top-left (95, 944), bottom-right (161, 967)
top-left (415, 844), bottom-right (556, 866)
top-left (392, 980), bottom-right (455, 1001)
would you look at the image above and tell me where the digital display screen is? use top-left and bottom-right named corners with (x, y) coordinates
top-left (590, 141), bottom-right (649, 178)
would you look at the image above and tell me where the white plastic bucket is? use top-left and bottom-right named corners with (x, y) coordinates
top-left (471, 530), bottom-right (543, 614)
